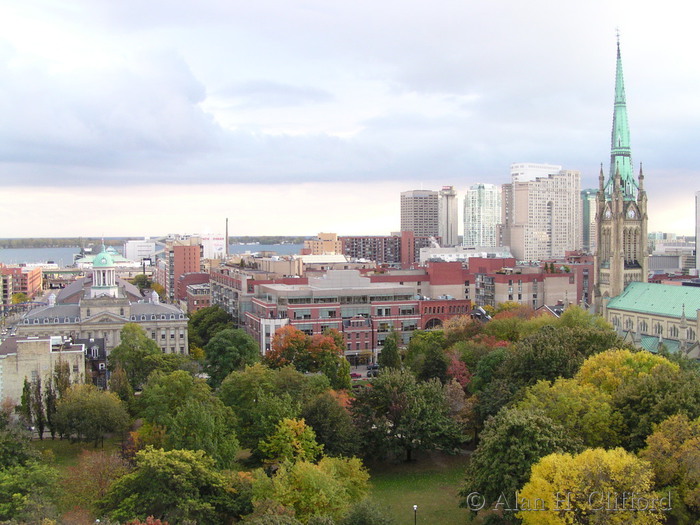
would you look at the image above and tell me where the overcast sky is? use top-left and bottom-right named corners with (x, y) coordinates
top-left (0, 0), bottom-right (698, 238)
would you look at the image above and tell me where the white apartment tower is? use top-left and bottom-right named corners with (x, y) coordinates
top-left (438, 186), bottom-right (459, 246)
top-left (463, 183), bottom-right (501, 247)
top-left (501, 166), bottom-right (582, 261)
top-left (401, 190), bottom-right (439, 238)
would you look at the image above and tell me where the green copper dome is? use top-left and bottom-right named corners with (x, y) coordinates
top-left (92, 247), bottom-right (115, 268)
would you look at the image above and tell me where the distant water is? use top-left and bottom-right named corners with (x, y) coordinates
top-left (0, 247), bottom-right (80, 266)
top-left (228, 244), bottom-right (303, 256)
top-left (0, 244), bottom-right (304, 266)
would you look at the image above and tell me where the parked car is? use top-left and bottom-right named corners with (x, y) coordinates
top-left (366, 364), bottom-right (380, 377)
top-left (350, 372), bottom-right (362, 379)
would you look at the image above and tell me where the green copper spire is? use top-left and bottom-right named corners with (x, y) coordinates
top-left (606, 37), bottom-right (638, 200)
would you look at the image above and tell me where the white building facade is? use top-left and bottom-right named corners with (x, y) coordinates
top-left (463, 183), bottom-right (501, 248)
top-left (438, 186), bottom-right (459, 247)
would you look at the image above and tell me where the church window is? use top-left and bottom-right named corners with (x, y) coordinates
top-left (669, 325), bottom-right (679, 338)
top-left (690, 329), bottom-right (696, 340)
top-left (654, 323), bottom-right (663, 336)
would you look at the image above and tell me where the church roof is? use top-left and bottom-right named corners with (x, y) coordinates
top-left (607, 282), bottom-right (700, 320)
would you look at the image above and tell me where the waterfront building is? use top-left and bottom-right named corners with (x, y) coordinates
top-left (16, 246), bottom-right (188, 354)
top-left (303, 233), bottom-right (343, 255)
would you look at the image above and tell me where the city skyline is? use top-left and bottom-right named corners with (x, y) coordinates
top-left (1, 1), bottom-right (699, 237)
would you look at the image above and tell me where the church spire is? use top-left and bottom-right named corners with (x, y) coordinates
top-left (607, 36), bottom-right (638, 200)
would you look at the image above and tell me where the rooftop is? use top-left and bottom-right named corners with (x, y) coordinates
top-left (607, 282), bottom-right (700, 320)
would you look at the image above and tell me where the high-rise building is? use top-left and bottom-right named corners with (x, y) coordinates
top-left (594, 39), bottom-right (648, 305)
top-left (463, 183), bottom-right (501, 248)
top-left (581, 189), bottom-right (598, 254)
top-left (501, 168), bottom-right (582, 261)
top-left (401, 190), bottom-right (439, 238)
top-left (438, 186), bottom-right (458, 246)
top-left (510, 163), bottom-right (563, 183)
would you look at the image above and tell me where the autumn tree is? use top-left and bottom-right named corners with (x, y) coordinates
top-left (403, 329), bottom-right (446, 373)
top-left (31, 378), bottom-right (45, 439)
top-left (60, 450), bottom-right (130, 520)
top-left (640, 414), bottom-right (700, 522)
top-left (518, 448), bottom-right (664, 525)
top-left (517, 378), bottom-right (622, 448)
top-left (203, 328), bottom-right (260, 388)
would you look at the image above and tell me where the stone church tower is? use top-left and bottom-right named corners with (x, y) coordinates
top-left (594, 39), bottom-right (648, 309)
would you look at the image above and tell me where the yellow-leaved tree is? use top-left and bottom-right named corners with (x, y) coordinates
top-left (518, 447), bottom-right (665, 525)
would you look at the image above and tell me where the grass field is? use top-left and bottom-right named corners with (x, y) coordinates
top-left (369, 450), bottom-right (471, 525)
top-left (31, 436), bottom-right (122, 467)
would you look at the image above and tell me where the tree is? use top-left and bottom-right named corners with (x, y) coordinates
top-left (378, 331), bottom-right (401, 370)
top-left (109, 364), bottom-right (135, 413)
top-left (351, 369), bottom-right (460, 461)
top-left (167, 398), bottom-right (239, 469)
top-left (404, 330), bottom-right (446, 374)
top-left (443, 315), bottom-right (482, 347)
top-left (418, 343), bottom-right (449, 383)
top-left (109, 323), bottom-right (162, 390)
top-left (138, 369), bottom-right (212, 427)
top-left (60, 450), bottom-right (130, 519)
top-left (266, 326), bottom-right (310, 369)
top-left (340, 499), bottom-right (395, 525)
top-left (53, 358), bottom-right (71, 398)
top-left (31, 377), bottom-right (45, 439)
top-left (0, 461), bottom-right (59, 523)
top-left (98, 447), bottom-right (239, 525)
top-left (301, 392), bottom-right (359, 458)
top-left (204, 328), bottom-right (260, 388)
top-left (132, 274), bottom-right (152, 290)
top-left (517, 378), bottom-right (622, 448)
top-left (44, 376), bottom-right (58, 439)
top-left (251, 457), bottom-right (370, 523)
top-left (518, 448), bottom-right (664, 525)
top-left (259, 418), bottom-right (323, 465)
top-left (55, 384), bottom-right (130, 447)
top-left (640, 414), bottom-right (700, 523)
top-left (10, 292), bottom-right (28, 304)
top-left (188, 305), bottom-right (236, 350)
top-left (18, 377), bottom-right (32, 426)
top-left (460, 407), bottom-right (577, 508)
top-left (576, 348), bottom-right (679, 395)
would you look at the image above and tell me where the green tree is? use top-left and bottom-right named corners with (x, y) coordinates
top-left (98, 447), bottom-right (239, 524)
top-left (167, 398), bottom-right (239, 469)
top-left (301, 393), bottom-right (359, 458)
top-left (340, 499), bottom-right (395, 525)
top-left (109, 364), bottom-right (135, 414)
top-left (138, 370), bottom-right (212, 427)
top-left (188, 305), bottom-right (235, 350)
top-left (53, 358), bottom-right (71, 398)
top-left (132, 274), bottom-right (152, 290)
top-left (418, 343), bottom-right (449, 384)
top-left (0, 461), bottom-right (59, 523)
top-left (404, 330), bottom-right (446, 373)
top-left (352, 369), bottom-right (460, 461)
top-left (518, 448), bottom-right (663, 525)
top-left (109, 323), bottom-right (162, 390)
top-left (55, 384), bottom-right (130, 447)
top-left (251, 457), bottom-right (370, 523)
top-left (31, 377), bottom-right (45, 439)
top-left (204, 328), bottom-right (260, 388)
top-left (378, 331), bottom-right (401, 370)
top-left (18, 377), bottom-right (32, 426)
top-left (259, 418), bottom-right (323, 465)
top-left (44, 376), bottom-right (58, 439)
top-left (460, 407), bottom-right (577, 508)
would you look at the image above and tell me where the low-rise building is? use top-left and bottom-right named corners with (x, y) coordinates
top-left (0, 336), bottom-right (85, 405)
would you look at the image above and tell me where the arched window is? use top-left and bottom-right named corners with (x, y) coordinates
top-left (654, 323), bottom-right (663, 336)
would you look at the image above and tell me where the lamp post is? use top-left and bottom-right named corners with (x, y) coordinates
top-left (413, 504), bottom-right (418, 525)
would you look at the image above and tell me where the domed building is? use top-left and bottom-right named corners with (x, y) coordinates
top-left (16, 246), bottom-right (189, 385)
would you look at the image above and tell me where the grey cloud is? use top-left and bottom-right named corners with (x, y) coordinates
top-left (215, 80), bottom-right (333, 108)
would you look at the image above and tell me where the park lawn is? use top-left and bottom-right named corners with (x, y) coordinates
top-left (369, 450), bottom-right (471, 525)
top-left (31, 436), bottom-right (122, 468)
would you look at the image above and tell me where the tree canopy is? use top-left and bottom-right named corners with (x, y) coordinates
top-left (203, 328), bottom-right (260, 388)
top-left (108, 323), bottom-right (162, 390)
